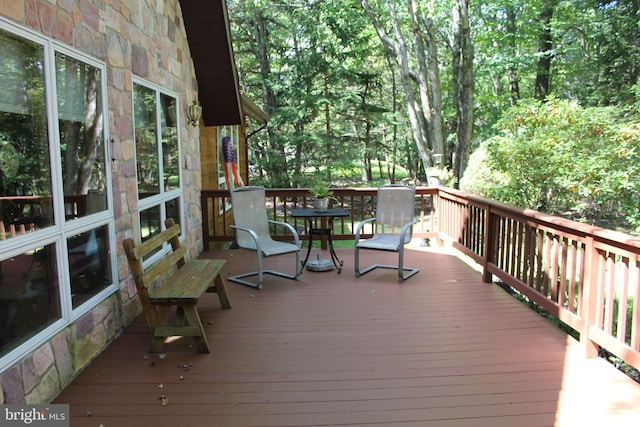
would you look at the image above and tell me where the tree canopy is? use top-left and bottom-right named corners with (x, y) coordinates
top-left (228, 0), bottom-right (640, 231)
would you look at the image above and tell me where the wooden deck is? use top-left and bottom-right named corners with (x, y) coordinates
top-left (54, 246), bottom-right (640, 426)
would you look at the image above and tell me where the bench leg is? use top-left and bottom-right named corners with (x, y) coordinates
top-left (182, 305), bottom-right (210, 353)
top-left (150, 306), bottom-right (172, 353)
top-left (210, 273), bottom-right (232, 309)
top-left (149, 305), bottom-right (209, 353)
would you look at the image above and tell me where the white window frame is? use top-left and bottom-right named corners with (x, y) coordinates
top-left (132, 78), bottom-right (183, 250)
top-left (0, 18), bottom-right (117, 371)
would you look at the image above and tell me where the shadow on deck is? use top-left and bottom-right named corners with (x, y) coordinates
top-left (55, 246), bottom-right (640, 426)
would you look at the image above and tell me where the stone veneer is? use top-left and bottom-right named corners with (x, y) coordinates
top-left (0, 0), bottom-right (203, 403)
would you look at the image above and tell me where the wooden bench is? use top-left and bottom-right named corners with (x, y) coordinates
top-left (123, 219), bottom-right (231, 353)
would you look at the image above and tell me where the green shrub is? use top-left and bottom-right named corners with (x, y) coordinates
top-left (461, 98), bottom-right (640, 233)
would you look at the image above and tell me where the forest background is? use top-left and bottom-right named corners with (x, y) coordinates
top-left (227, 0), bottom-right (640, 235)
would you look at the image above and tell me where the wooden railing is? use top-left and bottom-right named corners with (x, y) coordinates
top-left (0, 195), bottom-right (45, 240)
top-left (201, 187), bottom-right (439, 250)
top-left (437, 187), bottom-right (640, 373)
top-left (201, 186), bottom-right (640, 372)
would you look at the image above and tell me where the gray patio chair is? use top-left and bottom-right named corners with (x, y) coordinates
top-left (229, 186), bottom-right (301, 289)
top-left (354, 184), bottom-right (419, 281)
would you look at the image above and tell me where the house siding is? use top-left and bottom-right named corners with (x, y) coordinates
top-left (0, 0), bottom-right (203, 403)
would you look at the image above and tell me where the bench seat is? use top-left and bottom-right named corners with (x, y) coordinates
top-left (150, 259), bottom-right (228, 304)
top-left (123, 219), bottom-right (230, 353)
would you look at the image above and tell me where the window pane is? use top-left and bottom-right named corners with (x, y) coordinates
top-left (68, 225), bottom-right (112, 308)
top-left (160, 94), bottom-right (179, 191)
top-left (133, 84), bottom-right (159, 199)
top-left (165, 197), bottom-right (180, 226)
top-left (0, 244), bottom-right (61, 353)
top-left (140, 205), bottom-right (161, 242)
top-left (0, 30), bottom-right (54, 240)
top-left (56, 53), bottom-right (107, 220)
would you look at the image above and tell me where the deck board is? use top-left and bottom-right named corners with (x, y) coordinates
top-left (55, 246), bottom-right (640, 426)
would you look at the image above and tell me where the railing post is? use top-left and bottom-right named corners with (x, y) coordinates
top-left (431, 193), bottom-right (438, 245)
top-left (482, 206), bottom-right (495, 283)
top-left (580, 235), bottom-right (600, 359)
top-left (201, 192), bottom-right (210, 251)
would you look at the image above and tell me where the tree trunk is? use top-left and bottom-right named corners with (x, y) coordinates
top-left (78, 67), bottom-right (102, 195)
top-left (63, 57), bottom-right (80, 195)
top-left (506, 5), bottom-right (520, 104)
top-left (452, 0), bottom-right (474, 182)
top-left (535, 0), bottom-right (555, 101)
top-left (247, 10), bottom-right (290, 186)
top-left (385, 0), bottom-right (431, 169)
top-left (408, 0), bottom-right (445, 161)
top-left (360, 0), bottom-right (442, 177)
top-left (376, 55), bottom-right (399, 184)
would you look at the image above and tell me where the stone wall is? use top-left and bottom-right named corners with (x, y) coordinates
top-left (0, 0), bottom-right (201, 403)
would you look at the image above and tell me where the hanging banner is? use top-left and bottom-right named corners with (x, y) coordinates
top-left (222, 136), bottom-right (244, 189)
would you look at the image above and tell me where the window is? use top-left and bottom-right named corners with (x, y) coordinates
top-left (0, 23), bottom-right (116, 363)
top-left (0, 29), bottom-right (54, 238)
top-left (67, 225), bottom-right (111, 308)
top-left (0, 244), bottom-right (61, 353)
top-left (55, 50), bottom-right (113, 310)
top-left (133, 81), bottom-right (181, 242)
top-left (56, 52), bottom-right (108, 220)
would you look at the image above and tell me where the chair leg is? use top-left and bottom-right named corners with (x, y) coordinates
top-left (228, 250), bottom-right (265, 289)
top-left (257, 250), bottom-right (264, 289)
top-left (227, 272), bottom-right (263, 289)
top-left (354, 246), bottom-right (419, 281)
top-left (355, 246), bottom-right (360, 276)
top-left (397, 246), bottom-right (419, 281)
top-left (354, 245), bottom-right (388, 277)
top-left (354, 246), bottom-right (376, 276)
top-left (227, 250), bottom-right (300, 290)
top-left (355, 246), bottom-right (370, 276)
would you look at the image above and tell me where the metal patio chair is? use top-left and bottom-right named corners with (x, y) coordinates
top-left (229, 186), bottom-right (301, 289)
top-left (354, 184), bottom-right (419, 281)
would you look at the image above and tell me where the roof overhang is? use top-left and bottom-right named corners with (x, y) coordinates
top-left (241, 94), bottom-right (270, 124)
top-left (181, 0), bottom-right (242, 126)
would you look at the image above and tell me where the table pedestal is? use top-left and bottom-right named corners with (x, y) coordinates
top-left (292, 208), bottom-right (349, 274)
top-left (305, 253), bottom-right (333, 272)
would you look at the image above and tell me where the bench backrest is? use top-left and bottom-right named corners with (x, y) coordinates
top-left (123, 218), bottom-right (186, 327)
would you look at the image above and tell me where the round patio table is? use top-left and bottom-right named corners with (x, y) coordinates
top-left (291, 208), bottom-right (350, 273)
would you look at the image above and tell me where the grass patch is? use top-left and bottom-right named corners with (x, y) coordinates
top-left (305, 160), bottom-right (412, 187)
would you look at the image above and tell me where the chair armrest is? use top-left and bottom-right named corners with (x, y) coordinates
top-left (355, 217), bottom-right (376, 241)
top-left (230, 224), bottom-right (259, 240)
top-left (400, 220), bottom-right (417, 243)
top-left (268, 220), bottom-right (301, 246)
top-left (230, 225), bottom-right (262, 252)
